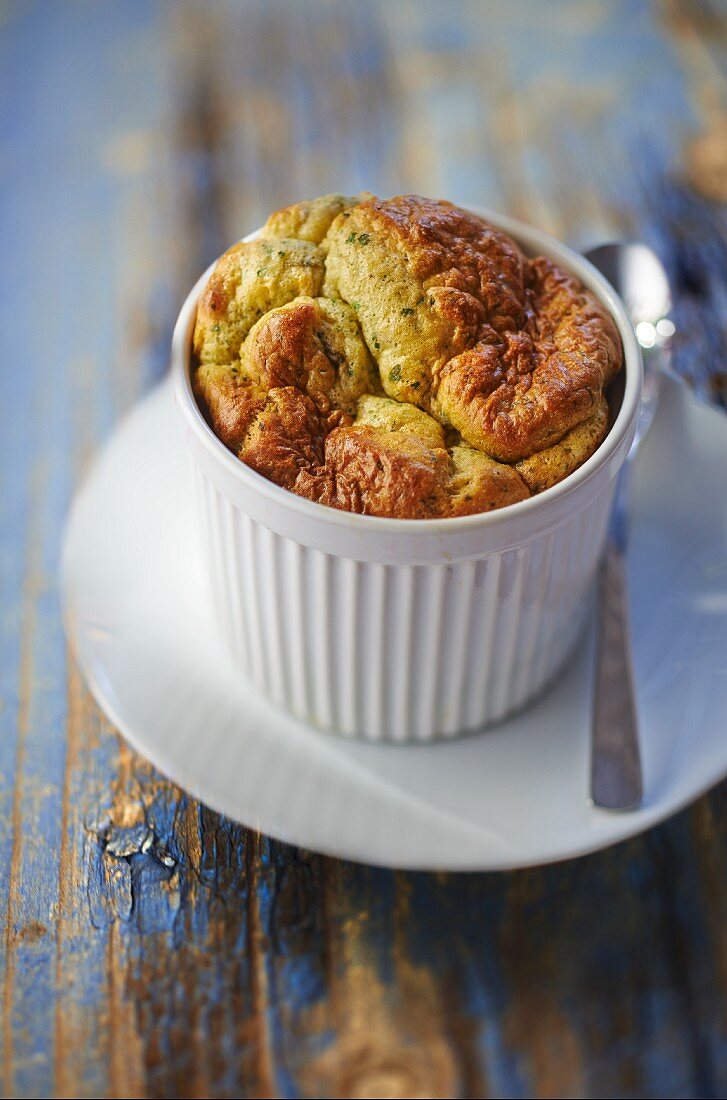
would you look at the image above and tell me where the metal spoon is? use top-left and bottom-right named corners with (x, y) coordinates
top-left (585, 242), bottom-right (674, 811)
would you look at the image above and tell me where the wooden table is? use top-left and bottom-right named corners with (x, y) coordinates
top-left (2, 2), bottom-right (726, 1096)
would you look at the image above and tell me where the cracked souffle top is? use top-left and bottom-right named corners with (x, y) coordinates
top-left (193, 193), bottom-right (622, 519)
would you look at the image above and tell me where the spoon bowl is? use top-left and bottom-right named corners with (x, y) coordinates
top-left (587, 242), bottom-right (674, 450)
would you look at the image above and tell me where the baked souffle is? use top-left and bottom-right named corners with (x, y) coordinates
top-left (193, 194), bottom-right (622, 519)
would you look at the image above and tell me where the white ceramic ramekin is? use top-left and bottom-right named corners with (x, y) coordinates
top-left (172, 207), bottom-right (642, 742)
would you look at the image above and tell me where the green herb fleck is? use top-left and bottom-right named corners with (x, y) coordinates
top-left (389, 365), bottom-right (402, 382)
top-left (352, 301), bottom-right (360, 312)
top-left (346, 231), bottom-right (357, 244)
top-left (400, 307), bottom-right (414, 316)
top-left (358, 233), bottom-right (370, 245)
top-left (256, 268), bottom-right (267, 277)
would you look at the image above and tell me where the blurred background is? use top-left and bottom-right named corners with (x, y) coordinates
top-left (2, 2), bottom-right (727, 1098)
top-left (4, 0), bottom-right (726, 455)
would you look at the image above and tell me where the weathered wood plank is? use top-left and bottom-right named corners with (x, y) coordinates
top-left (1, 1), bottom-right (726, 1097)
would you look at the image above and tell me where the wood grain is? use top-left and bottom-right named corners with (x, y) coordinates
top-left (1, 1), bottom-right (726, 1096)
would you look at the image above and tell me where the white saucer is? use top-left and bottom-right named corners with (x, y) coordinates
top-left (60, 376), bottom-right (727, 870)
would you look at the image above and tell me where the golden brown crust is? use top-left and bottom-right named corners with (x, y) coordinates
top-left (434, 257), bottom-right (621, 461)
top-left (193, 363), bottom-right (264, 452)
top-left (192, 194), bottom-right (622, 518)
top-left (223, 389), bottom-right (530, 519)
top-left (447, 445), bottom-right (530, 515)
top-left (239, 387), bottom-right (331, 490)
top-left (261, 193), bottom-right (367, 245)
top-left (324, 195), bottom-right (527, 408)
top-left (515, 394), bottom-right (610, 493)
top-left (308, 422), bottom-right (449, 519)
top-left (242, 296), bottom-right (380, 416)
top-left (193, 238), bottom-right (325, 365)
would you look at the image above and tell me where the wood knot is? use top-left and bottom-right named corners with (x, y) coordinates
top-left (341, 1060), bottom-right (428, 1099)
top-left (88, 818), bottom-right (176, 867)
top-left (13, 919), bottom-right (47, 944)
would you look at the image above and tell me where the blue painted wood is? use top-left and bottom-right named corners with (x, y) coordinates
top-left (1, 1), bottom-right (726, 1096)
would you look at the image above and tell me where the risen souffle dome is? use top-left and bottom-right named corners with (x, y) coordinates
top-left (192, 194), bottom-right (622, 519)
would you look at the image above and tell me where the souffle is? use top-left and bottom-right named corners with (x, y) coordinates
top-left (193, 194), bottom-right (622, 519)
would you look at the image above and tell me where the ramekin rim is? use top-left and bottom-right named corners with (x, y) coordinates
top-left (172, 203), bottom-right (643, 535)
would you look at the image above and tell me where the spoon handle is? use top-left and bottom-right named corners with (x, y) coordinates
top-left (590, 465), bottom-right (643, 811)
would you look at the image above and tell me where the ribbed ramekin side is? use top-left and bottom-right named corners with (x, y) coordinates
top-left (282, 536), bottom-right (311, 720)
top-left (195, 469), bottom-right (614, 742)
top-left (436, 560), bottom-right (477, 736)
top-left (484, 488), bottom-right (613, 722)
